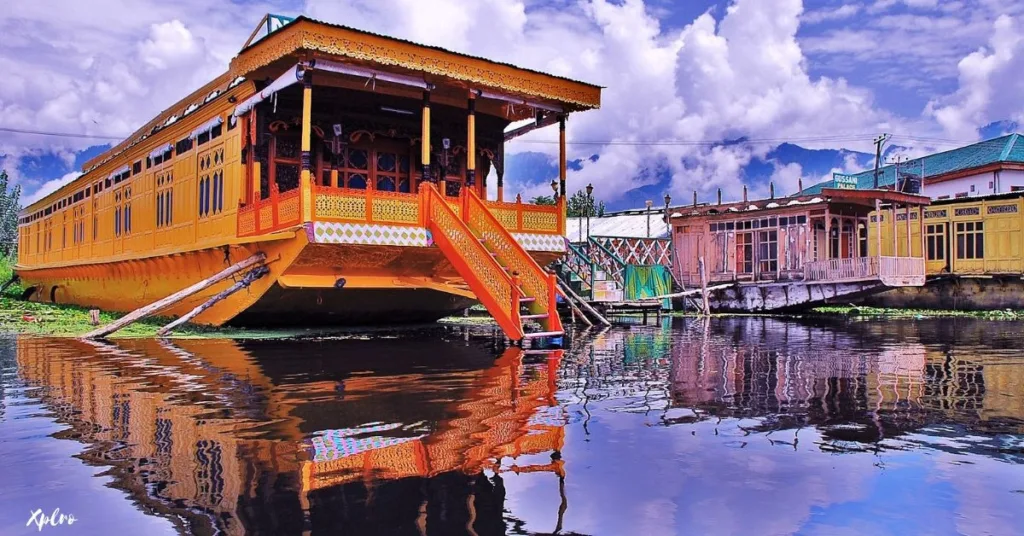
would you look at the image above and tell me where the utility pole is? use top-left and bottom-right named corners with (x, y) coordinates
top-left (873, 134), bottom-right (890, 189)
top-left (892, 155), bottom-right (903, 192)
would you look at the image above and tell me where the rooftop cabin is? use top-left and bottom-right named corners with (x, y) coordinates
top-left (668, 188), bottom-right (931, 289)
top-left (227, 15), bottom-right (601, 242)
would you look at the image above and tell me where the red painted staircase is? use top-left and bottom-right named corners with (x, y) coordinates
top-left (422, 185), bottom-right (563, 342)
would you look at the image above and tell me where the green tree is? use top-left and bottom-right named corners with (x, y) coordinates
top-left (566, 188), bottom-right (604, 218)
top-left (529, 195), bottom-right (556, 206)
top-left (0, 170), bottom-right (20, 260)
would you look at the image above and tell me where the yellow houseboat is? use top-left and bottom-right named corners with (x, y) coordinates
top-left (868, 190), bottom-right (1024, 309)
top-left (14, 15), bottom-right (602, 341)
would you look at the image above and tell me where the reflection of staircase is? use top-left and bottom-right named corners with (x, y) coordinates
top-left (423, 186), bottom-right (563, 342)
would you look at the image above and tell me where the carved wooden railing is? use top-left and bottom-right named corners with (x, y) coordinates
top-left (422, 185), bottom-right (524, 339)
top-left (483, 198), bottom-right (563, 235)
top-left (464, 189), bottom-right (562, 335)
top-left (804, 256), bottom-right (877, 281)
top-left (237, 187), bottom-right (302, 237)
top-left (312, 186), bottom-right (421, 226)
top-left (879, 256), bottom-right (926, 286)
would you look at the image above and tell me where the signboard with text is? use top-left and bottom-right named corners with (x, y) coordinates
top-left (833, 173), bottom-right (858, 190)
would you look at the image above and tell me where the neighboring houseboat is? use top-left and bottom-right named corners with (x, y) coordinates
top-left (667, 187), bottom-right (930, 311)
top-left (797, 133), bottom-right (1024, 310)
top-left (867, 190), bottom-right (1024, 309)
top-left (14, 15), bottom-right (602, 341)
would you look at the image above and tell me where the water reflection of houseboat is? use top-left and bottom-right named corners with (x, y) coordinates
top-left (564, 318), bottom-right (1024, 443)
top-left (14, 337), bottom-right (568, 534)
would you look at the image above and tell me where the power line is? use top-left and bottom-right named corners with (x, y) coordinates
top-left (0, 124), bottom-right (983, 148)
top-left (514, 134), bottom-right (878, 146)
top-left (0, 126), bottom-right (123, 141)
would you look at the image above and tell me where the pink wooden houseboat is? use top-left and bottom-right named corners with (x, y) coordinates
top-left (668, 187), bottom-right (931, 311)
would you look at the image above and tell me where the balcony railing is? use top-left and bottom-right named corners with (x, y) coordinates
top-left (237, 188), bottom-right (302, 237)
top-left (237, 183), bottom-right (565, 237)
top-left (804, 256), bottom-right (925, 285)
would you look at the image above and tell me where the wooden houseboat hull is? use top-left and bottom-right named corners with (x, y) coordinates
top-left (17, 222), bottom-right (564, 327)
top-left (699, 280), bottom-right (895, 313)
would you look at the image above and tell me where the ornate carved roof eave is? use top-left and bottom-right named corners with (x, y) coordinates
top-left (229, 24), bottom-right (601, 112)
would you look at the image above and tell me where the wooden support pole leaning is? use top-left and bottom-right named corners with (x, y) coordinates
top-left (157, 265), bottom-right (270, 336)
top-left (698, 256), bottom-right (711, 316)
top-left (652, 283), bottom-right (733, 300)
top-left (82, 252), bottom-right (266, 339)
top-left (556, 280), bottom-right (610, 326)
top-left (0, 274), bottom-right (19, 295)
top-left (556, 286), bottom-right (593, 327)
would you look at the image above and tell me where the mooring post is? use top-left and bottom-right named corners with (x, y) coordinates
top-left (698, 256), bottom-right (711, 316)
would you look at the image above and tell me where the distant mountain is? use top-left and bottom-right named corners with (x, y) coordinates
top-left (505, 142), bottom-right (876, 212)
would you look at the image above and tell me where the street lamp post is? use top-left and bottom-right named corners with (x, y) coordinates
top-left (585, 183), bottom-right (594, 241)
top-left (663, 193), bottom-right (672, 234)
top-left (645, 200), bottom-right (653, 238)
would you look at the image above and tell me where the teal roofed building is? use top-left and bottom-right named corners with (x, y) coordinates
top-left (800, 134), bottom-right (1024, 200)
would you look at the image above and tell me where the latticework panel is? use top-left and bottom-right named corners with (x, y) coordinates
top-left (596, 237), bottom-right (673, 267)
top-left (278, 190), bottom-right (301, 224)
top-left (372, 195), bottom-right (420, 224)
top-left (489, 207), bottom-right (519, 231)
top-left (238, 208), bottom-right (255, 236)
top-left (522, 209), bottom-right (559, 233)
top-left (446, 200), bottom-right (462, 218)
top-left (259, 205), bottom-right (274, 229)
top-left (315, 191), bottom-right (367, 220)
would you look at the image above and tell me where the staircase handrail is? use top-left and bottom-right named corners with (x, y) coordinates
top-left (587, 236), bottom-right (627, 286)
top-left (562, 241), bottom-right (595, 288)
top-left (421, 185), bottom-right (524, 338)
top-left (463, 189), bottom-right (563, 333)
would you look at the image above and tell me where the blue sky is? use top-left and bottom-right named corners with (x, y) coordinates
top-left (2, 0), bottom-right (1023, 209)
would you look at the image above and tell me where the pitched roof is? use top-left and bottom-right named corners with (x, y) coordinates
top-left (800, 133), bottom-right (1024, 195)
top-left (565, 214), bottom-right (671, 239)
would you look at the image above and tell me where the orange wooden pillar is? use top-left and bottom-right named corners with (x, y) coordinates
top-left (300, 69), bottom-right (313, 223)
top-left (559, 114), bottom-right (567, 229)
top-left (421, 90), bottom-right (433, 186)
top-left (467, 90), bottom-right (478, 197)
top-left (558, 115), bottom-right (567, 197)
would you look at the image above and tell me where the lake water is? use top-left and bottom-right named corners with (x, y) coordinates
top-left (1, 317), bottom-right (1022, 535)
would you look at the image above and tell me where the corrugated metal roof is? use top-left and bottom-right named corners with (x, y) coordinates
top-left (565, 214), bottom-right (671, 240)
top-left (801, 133), bottom-right (1024, 195)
